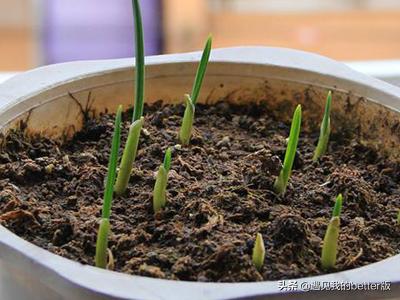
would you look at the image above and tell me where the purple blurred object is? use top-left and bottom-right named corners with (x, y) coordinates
top-left (43, 0), bottom-right (161, 64)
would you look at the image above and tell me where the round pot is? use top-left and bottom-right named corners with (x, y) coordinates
top-left (0, 47), bottom-right (399, 300)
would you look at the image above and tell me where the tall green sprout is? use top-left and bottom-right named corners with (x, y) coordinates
top-left (114, 0), bottom-right (145, 195)
top-left (252, 233), bottom-right (265, 271)
top-left (95, 105), bottom-right (122, 269)
top-left (321, 194), bottom-right (343, 270)
top-left (313, 91), bottom-right (332, 161)
top-left (274, 105), bottom-right (302, 195)
top-left (179, 35), bottom-right (212, 145)
top-left (153, 147), bottom-right (172, 213)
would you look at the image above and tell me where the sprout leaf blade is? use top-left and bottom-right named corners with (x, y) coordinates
top-left (274, 105), bottom-right (302, 195)
top-left (178, 36), bottom-right (212, 146)
top-left (153, 165), bottom-right (167, 213)
top-left (313, 91), bottom-right (332, 161)
top-left (115, 117), bottom-right (144, 195)
top-left (252, 233), bottom-right (265, 271)
top-left (153, 148), bottom-right (172, 213)
top-left (191, 35), bottom-right (212, 105)
top-left (95, 218), bottom-right (110, 269)
top-left (321, 216), bottom-right (340, 269)
top-left (163, 147), bottom-right (172, 172)
top-left (179, 95), bottom-right (195, 145)
top-left (332, 193), bottom-right (343, 218)
top-left (132, 0), bottom-right (145, 122)
top-left (102, 105), bottom-right (122, 219)
top-left (397, 209), bottom-right (400, 225)
top-left (95, 105), bottom-right (122, 269)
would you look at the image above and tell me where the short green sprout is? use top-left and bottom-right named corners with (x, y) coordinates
top-left (321, 194), bottom-right (343, 270)
top-left (313, 91), bottom-right (332, 161)
top-left (153, 147), bottom-right (172, 213)
top-left (274, 105), bottom-right (302, 195)
top-left (397, 209), bottom-right (400, 225)
top-left (179, 35), bottom-right (212, 145)
top-left (114, 117), bottom-right (144, 195)
top-left (179, 94), bottom-right (195, 146)
top-left (95, 218), bottom-right (110, 269)
top-left (95, 105), bottom-right (122, 269)
top-left (252, 233), bottom-right (265, 271)
top-left (114, 0), bottom-right (145, 195)
top-left (332, 193), bottom-right (343, 217)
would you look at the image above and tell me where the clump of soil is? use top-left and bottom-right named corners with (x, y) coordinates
top-left (0, 100), bottom-right (399, 282)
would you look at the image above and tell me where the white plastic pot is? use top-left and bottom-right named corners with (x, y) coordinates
top-left (0, 47), bottom-right (399, 300)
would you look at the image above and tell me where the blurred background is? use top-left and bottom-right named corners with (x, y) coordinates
top-left (0, 0), bottom-right (400, 84)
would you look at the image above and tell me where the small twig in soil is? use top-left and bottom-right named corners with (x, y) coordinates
top-left (344, 248), bottom-right (363, 267)
top-left (68, 91), bottom-right (94, 123)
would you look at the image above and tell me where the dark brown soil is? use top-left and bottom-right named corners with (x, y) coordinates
top-left (0, 101), bottom-right (399, 282)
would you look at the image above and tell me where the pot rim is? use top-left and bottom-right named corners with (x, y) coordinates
top-left (1, 46), bottom-right (400, 120)
top-left (0, 47), bottom-right (399, 300)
